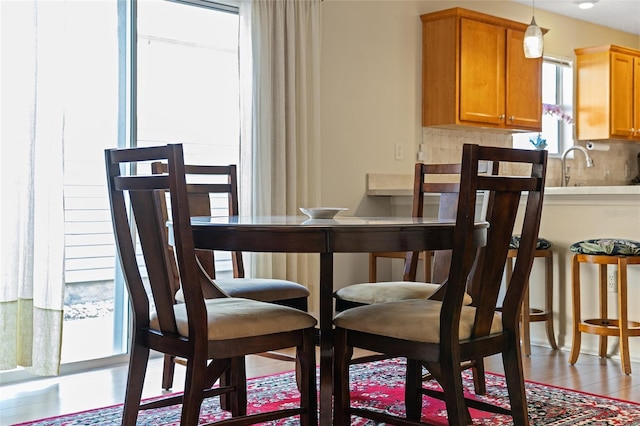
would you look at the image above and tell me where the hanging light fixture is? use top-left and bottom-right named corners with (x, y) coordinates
top-left (523, 0), bottom-right (544, 58)
top-left (576, 0), bottom-right (599, 10)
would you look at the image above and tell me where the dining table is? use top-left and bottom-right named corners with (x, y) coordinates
top-left (189, 214), bottom-right (489, 425)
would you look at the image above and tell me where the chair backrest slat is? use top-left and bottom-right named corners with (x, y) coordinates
top-left (476, 175), bottom-right (540, 192)
top-left (113, 174), bottom-right (170, 191)
top-left (443, 144), bottom-right (547, 344)
top-left (129, 189), bottom-right (179, 333)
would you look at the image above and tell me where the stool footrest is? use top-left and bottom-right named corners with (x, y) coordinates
top-left (526, 308), bottom-right (551, 322)
top-left (579, 319), bottom-right (640, 337)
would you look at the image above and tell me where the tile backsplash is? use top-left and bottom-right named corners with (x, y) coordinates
top-left (422, 128), bottom-right (640, 187)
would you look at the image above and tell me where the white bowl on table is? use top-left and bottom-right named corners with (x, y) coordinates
top-left (299, 207), bottom-right (348, 220)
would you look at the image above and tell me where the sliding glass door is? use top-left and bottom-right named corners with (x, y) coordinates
top-left (61, 0), bottom-right (239, 365)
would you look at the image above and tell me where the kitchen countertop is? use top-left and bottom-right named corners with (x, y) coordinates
top-left (367, 173), bottom-right (640, 197)
top-left (544, 185), bottom-right (640, 195)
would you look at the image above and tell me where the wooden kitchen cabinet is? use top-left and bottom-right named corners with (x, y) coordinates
top-left (575, 45), bottom-right (640, 142)
top-left (421, 8), bottom-right (542, 132)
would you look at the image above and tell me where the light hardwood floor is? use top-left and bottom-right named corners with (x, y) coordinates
top-left (1, 346), bottom-right (639, 425)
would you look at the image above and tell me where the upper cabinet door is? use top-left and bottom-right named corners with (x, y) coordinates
top-left (505, 29), bottom-right (542, 130)
top-left (421, 8), bottom-right (542, 133)
top-left (610, 52), bottom-right (635, 138)
top-left (459, 18), bottom-right (505, 126)
top-left (575, 44), bottom-right (640, 142)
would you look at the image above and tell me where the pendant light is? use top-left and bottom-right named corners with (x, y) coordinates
top-left (523, 0), bottom-right (544, 58)
top-left (576, 0), bottom-right (598, 10)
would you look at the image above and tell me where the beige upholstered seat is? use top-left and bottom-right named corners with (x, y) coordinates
top-left (151, 298), bottom-right (317, 340)
top-left (334, 299), bottom-right (501, 343)
top-left (175, 278), bottom-right (311, 304)
top-left (335, 282), bottom-right (473, 306)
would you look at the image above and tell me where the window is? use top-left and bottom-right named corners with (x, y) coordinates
top-left (61, 0), bottom-right (240, 365)
top-left (136, 0), bottom-right (240, 275)
top-left (513, 58), bottom-right (573, 155)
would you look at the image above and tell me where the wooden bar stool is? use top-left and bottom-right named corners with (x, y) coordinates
top-left (569, 238), bottom-right (640, 375)
top-left (505, 236), bottom-right (558, 356)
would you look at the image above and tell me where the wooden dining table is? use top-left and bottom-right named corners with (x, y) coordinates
top-left (189, 215), bottom-right (489, 425)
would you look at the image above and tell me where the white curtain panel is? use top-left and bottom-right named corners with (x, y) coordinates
top-left (239, 0), bottom-right (322, 310)
top-left (0, 0), bottom-right (66, 375)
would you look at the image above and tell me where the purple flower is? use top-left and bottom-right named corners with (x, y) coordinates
top-left (543, 103), bottom-right (574, 124)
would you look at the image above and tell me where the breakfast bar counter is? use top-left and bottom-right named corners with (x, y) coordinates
top-left (367, 175), bottom-right (640, 364)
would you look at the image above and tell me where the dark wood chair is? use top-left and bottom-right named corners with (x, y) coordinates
top-left (105, 144), bottom-right (317, 426)
top-left (333, 143), bottom-right (547, 425)
top-left (334, 162), bottom-right (463, 313)
top-left (151, 162), bottom-right (310, 389)
top-left (334, 161), bottom-right (491, 394)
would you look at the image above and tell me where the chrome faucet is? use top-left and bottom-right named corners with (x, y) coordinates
top-left (561, 145), bottom-right (594, 187)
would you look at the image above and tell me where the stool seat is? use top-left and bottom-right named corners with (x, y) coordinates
top-left (569, 238), bottom-right (640, 375)
top-left (570, 238), bottom-right (640, 256)
top-left (510, 236), bottom-right (552, 250)
top-left (506, 237), bottom-right (557, 356)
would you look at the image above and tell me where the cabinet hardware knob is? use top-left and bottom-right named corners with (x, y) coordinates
top-left (499, 114), bottom-right (505, 121)
top-left (509, 116), bottom-right (515, 121)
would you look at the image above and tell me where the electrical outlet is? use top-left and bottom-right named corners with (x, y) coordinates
top-left (395, 142), bottom-right (404, 160)
top-left (607, 269), bottom-right (617, 293)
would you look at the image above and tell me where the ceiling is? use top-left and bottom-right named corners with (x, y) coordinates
top-left (512, 0), bottom-right (640, 36)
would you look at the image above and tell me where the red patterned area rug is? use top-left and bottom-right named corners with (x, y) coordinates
top-left (14, 358), bottom-right (640, 425)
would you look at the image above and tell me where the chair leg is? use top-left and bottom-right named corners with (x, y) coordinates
top-left (472, 359), bottom-right (486, 395)
top-left (204, 358), bottom-right (234, 411)
top-left (219, 367), bottom-right (233, 411)
top-left (122, 342), bottom-right (150, 426)
top-left (181, 355), bottom-right (207, 426)
top-left (368, 253), bottom-right (377, 282)
top-left (569, 255), bottom-right (582, 365)
top-left (333, 328), bottom-right (353, 426)
top-left (298, 328), bottom-right (317, 426)
top-left (617, 257), bottom-right (632, 375)
top-left (405, 359), bottom-right (423, 420)
top-left (439, 355), bottom-right (470, 426)
top-left (162, 354), bottom-right (176, 390)
top-left (598, 264), bottom-right (608, 358)
top-left (544, 252), bottom-right (558, 350)
top-left (502, 339), bottom-right (529, 426)
top-left (228, 357), bottom-right (247, 416)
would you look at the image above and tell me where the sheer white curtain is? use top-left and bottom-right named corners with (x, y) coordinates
top-left (0, 1), bottom-right (67, 375)
top-left (239, 0), bottom-right (322, 310)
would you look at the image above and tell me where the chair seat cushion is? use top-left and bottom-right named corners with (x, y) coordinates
top-left (150, 298), bottom-right (317, 340)
top-left (570, 239), bottom-right (640, 256)
top-left (175, 278), bottom-right (310, 303)
top-left (334, 281), bottom-right (473, 306)
top-left (509, 236), bottom-right (552, 250)
top-left (333, 299), bottom-right (502, 343)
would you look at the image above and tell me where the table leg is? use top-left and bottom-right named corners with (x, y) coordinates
top-left (319, 252), bottom-right (334, 426)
